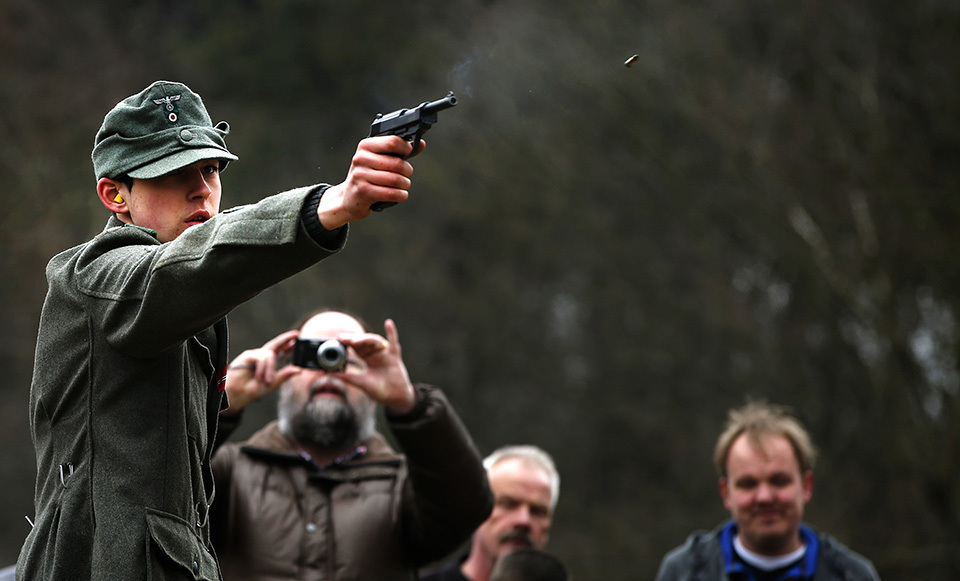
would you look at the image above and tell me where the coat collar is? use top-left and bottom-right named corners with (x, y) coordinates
top-left (241, 420), bottom-right (402, 466)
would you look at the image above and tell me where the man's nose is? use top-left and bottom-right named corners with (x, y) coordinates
top-left (511, 505), bottom-right (533, 525)
top-left (187, 170), bottom-right (214, 199)
top-left (756, 483), bottom-right (774, 502)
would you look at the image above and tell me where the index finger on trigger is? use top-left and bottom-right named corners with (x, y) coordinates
top-left (365, 134), bottom-right (409, 154)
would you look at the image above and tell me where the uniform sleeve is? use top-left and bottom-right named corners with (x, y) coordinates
top-left (74, 186), bottom-right (346, 357)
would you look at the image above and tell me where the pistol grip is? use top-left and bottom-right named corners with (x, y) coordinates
top-left (369, 142), bottom-right (421, 212)
top-left (370, 201), bottom-right (398, 212)
top-left (369, 152), bottom-right (402, 211)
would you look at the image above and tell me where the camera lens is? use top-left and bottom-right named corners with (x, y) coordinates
top-left (316, 339), bottom-right (347, 372)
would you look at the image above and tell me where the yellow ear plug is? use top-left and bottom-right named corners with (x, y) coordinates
top-left (114, 194), bottom-right (124, 203)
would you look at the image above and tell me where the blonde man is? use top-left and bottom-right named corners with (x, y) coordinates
top-left (655, 401), bottom-right (880, 581)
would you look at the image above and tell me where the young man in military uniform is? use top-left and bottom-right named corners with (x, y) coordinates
top-left (17, 80), bottom-right (424, 580)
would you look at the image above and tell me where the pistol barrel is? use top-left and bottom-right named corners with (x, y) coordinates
top-left (423, 92), bottom-right (457, 114)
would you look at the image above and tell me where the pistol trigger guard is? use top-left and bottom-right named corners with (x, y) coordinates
top-left (407, 128), bottom-right (427, 158)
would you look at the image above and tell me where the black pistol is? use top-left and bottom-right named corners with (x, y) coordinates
top-left (368, 91), bottom-right (458, 211)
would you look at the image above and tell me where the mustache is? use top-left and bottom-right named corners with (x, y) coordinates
top-left (498, 529), bottom-right (535, 547)
top-left (308, 377), bottom-right (347, 399)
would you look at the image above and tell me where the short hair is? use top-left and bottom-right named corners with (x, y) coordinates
top-left (713, 400), bottom-right (817, 478)
top-left (115, 174), bottom-right (134, 191)
top-left (490, 548), bottom-right (569, 581)
top-left (484, 445), bottom-right (560, 510)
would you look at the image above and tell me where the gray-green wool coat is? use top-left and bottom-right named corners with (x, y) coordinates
top-left (17, 186), bottom-right (344, 580)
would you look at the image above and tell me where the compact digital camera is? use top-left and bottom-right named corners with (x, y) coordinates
top-left (292, 338), bottom-right (348, 372)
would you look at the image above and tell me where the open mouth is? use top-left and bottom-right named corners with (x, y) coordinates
top-left (502, 538), bottom-right (533, 549)
top-left (499, 532), bottom-right (535, 549)
top-left (186, 211), bottom-right (211, 225)
top-left (309, 385), bottom-right (346, 400)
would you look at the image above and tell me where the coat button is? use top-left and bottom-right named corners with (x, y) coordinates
top-left (192, 560), bottom-right (199, 575)
top-left (306, 522), bottom-right (318, 533)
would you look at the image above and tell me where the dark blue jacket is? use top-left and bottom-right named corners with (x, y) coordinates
top-left (655, 521), bottom-right (880, 581)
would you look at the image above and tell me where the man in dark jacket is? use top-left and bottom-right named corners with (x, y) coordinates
top-left (655, 401), bottom-right (880, 581)
top-left (17, 80), bottom-right (425, 580)
top-left (420, 445), bottom-right (559, 581)
top-left (211, 309), bottom-right (493, 580)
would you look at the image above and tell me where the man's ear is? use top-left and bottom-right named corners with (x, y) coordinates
top-left (801, 470), bottom-right (814, 504)
top-left (718, 477), bottom-right (731, 511)
top-left (97, 177), bottom-right (129, 215)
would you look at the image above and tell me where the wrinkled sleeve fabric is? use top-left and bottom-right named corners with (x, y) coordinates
top-left (74, 186), bottom-right (345, 358)
top-left (387, 385), bottom-right (494, 565)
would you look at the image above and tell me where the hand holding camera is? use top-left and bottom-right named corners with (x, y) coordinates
top-left (225, 319), bottom-right (417, 416)
top-left (327, 319), bottom-right (417, 415)
top-left (223, 330), bottom-right (301, 413)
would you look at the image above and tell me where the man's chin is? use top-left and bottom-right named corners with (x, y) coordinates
top-left (742, 527), bottom-right (795, 555)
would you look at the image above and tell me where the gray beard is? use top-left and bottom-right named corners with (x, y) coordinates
top-left (277, 389), bottom-right (375, 451)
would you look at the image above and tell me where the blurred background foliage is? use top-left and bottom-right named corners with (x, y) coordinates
top-left (2, 0), bottom-right (959, 578)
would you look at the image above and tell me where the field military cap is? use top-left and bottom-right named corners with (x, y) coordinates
top-left (92, 80), bottom-right (238, 180)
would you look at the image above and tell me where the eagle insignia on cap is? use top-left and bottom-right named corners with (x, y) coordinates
top-left (153, 94), bottom-right (182, 123)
